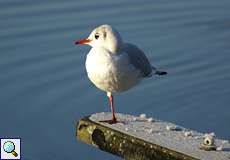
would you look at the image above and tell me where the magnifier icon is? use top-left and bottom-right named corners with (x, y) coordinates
top-left (3, 141), bottom-right (18, 157)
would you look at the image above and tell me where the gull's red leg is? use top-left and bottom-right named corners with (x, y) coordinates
top-left (100, 92), bottom-right (117, 124)
top-left (109, 94), bottom-right (117, 122)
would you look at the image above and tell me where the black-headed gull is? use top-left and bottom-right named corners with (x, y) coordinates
top-left (75, 24), bottom-right (167, 124)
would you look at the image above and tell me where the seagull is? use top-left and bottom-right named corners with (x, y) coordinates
top-left (75, 24), bottom-right (167, 124)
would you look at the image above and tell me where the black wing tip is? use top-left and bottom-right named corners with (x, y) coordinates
top-left (155, 70), bottom-right (167, 75)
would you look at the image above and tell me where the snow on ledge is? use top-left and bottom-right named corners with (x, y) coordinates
top-left (90, 112), bottom-right (230, 160)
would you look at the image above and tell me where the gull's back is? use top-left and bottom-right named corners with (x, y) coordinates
top-left (124, 43), bottom-right (153, 77)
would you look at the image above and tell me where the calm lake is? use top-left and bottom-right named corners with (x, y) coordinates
top-left (0, 0), bottom-right (230, 159)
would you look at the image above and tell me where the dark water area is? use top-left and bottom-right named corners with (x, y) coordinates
top-left (0, 0), bottom-right (230, 159)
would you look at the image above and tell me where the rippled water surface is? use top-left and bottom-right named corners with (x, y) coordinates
top-left (0, 0), bottom-right (230, 159)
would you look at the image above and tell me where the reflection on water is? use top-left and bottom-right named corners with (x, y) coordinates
top-left (0, 0), bottom-right (230, 159)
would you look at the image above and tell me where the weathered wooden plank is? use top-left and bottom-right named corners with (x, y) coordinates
top-left (76, 113), bottom-right (230, 160)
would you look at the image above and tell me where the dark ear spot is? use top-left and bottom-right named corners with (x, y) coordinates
top-left (101, 27), bottom-right (107, 39)
top-left (103, 30), bottom-right (107, 39)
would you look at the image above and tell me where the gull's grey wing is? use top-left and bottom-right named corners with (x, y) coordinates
top-left (124, 43), bottom-right (153, 77)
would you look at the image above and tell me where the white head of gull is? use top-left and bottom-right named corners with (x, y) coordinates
top-left (75, 24), bottom-right (167, 124)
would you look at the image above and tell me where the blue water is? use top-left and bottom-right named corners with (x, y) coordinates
top-left (0, 0), bottom-right (230, 159)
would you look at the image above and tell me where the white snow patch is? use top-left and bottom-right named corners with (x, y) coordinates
top-left (147, 117), bottom-right (154, 122)
top-left (204, 132), bottom-right (215, 138)
top-left (216, 145), bottom-right (223, 151)
top-left (166, 125), bottom-right (182, 131)
top-left (139, 113), bottom-right (146, 119)
top-left (184, 131), bottom-right (193, 137)
top-left (148, 128), bottom-right (153, 134)
top-left (222, 140), bottom-right (229, 144)
top-left (210, 132), bottom-right (216, 137)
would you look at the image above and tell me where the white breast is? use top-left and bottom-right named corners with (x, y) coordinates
top-left (85, 47), bottom-right (141, 92)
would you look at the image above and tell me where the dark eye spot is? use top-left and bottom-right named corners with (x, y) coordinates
top-left (95, 34), bottom-right (99, 39)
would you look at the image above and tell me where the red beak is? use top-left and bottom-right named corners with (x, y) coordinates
top-left (75, 38), bottom-right (91, 45)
